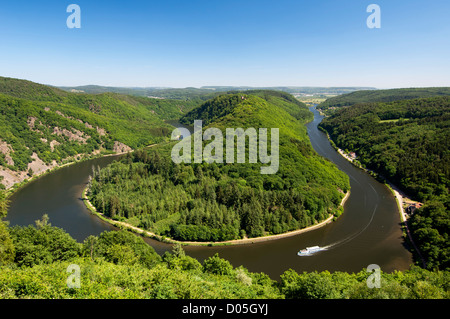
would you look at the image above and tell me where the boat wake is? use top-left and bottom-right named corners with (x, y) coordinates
top-left (323, 202), bottom-right (379, 251)
top-left (298, 202), bottom-right (379, 256)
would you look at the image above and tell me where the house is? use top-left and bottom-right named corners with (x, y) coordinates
top-left (406, 202), bottom-right (423, 215)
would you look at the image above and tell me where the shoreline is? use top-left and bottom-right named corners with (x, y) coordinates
top-left (4, 151), bottom-right (120, 200)
top-left (388, 184), bottom-right (426, 268)
top-left (4, 143), bottom-right (157, 201)
top-left (81, 119), bottom-right (351, 247)
top-left (333, 144), bottom-right (427, 267)
top-left (82, 184), bottom-right (350, 247)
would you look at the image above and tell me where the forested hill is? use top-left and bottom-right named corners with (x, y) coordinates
top-left (0, 76), bottom-right (199, 189)
top-left (0, 76), bottom-right (70, 101)
top-left (319, 96), bottom-right (450, 270)
top-left (87, 91), bottom-right (350, 242)
top-left (318, 87), bottom-right (450, 113)
top-left (180, 90), bottom-right (312, 126)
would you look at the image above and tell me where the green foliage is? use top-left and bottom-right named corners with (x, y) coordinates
top-left (280, 266), bottom-right (449, 299)
top-left (280, 269), bottom-right (341, 299)
top-left (180, 93), bottom-right (246, 126)
top-left (0, 215), bottom-right (448, 299)
top-left (0, 76), bottom-right (198, 176)
top-left (162, 244), bottom-right (202, 272)
top-left (180, 90), bottom-right (313, 126)
top-left (0, 221), bottom-right (15, 266)
top-left (0, 190), bottom-right (14, 266)
top-left (202, 253), bottom-right (234, 276)
top-left (0, 226), bottom-right (282, 299)
top-left (320, 97), bottom-right (449, 201)
top-left (9, 216), bottom-right (81, 267)
top-left (89, 91), bottom-right (349, 242)
top-left (0, 189), bottom-right (8, 218)
top-left (409, 201), bottom-right (450, 270)
top-left (319, 96), bottom-right (450, 270)
top-left (81, 230), bottom-right (161, 268)
top-left (245, 89), bottom-right (313, 121)
top-left (319, 87), bottom-right (450, 113)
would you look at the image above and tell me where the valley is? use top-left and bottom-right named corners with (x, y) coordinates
top-left (0, 77), bottom-right (447, 299)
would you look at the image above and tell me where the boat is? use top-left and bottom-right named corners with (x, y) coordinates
top-left (297, 246), bottom-right (321, 256)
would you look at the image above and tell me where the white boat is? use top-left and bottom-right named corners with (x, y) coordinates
top-left (297, 246), bottom-right (321, 256)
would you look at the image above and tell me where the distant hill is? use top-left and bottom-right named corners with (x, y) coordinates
top-left (58, 84), bottom-right (376, 100)
top-left (201, 86), bottom-right (377, 95)
top-left (0, 76), bottom-right (201, 189)
top-left (318, 87), bottom-right (450, 113)
top-left (180, 89), bottom-right (312, 126)
top-left (0, 76), bottom-right (70, 101)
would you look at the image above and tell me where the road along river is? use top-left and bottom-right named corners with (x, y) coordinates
top-left (6, 107), bottom-right (413, 279)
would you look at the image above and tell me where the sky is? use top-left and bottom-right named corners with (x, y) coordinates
top-left (0, 0), bottom-right (449, 88)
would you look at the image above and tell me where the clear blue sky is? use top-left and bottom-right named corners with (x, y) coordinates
top-left (0, 0), bottom-right (449, 88)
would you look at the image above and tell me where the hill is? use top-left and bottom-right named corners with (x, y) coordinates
top-left (58, 85), bottom-right (220, 101)
top-left (0, 76), bottom-right (200, 189)
top-left (318, 87), bottom-right (450, 114)
top-left (58, 84), bottom-right (375, 101)
top-left (87, 91), bottom-right (350, 242)
top-left (202, 86), bottom-right (376, 95)
top-left (180, 90), bottom-right (312, 125)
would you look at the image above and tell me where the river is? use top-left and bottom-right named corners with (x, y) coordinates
top-left (6, 106), bottom-right (413, 279)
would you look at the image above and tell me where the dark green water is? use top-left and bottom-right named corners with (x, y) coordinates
top-left (6, 107), bottom-right (413, 279)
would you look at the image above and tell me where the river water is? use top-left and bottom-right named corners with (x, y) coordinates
top-left (6, 106), bottom-right (413, 279)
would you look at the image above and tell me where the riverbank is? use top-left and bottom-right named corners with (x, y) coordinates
top-left (335, 144), bottom-right (408, 218)
top-left (3, 142), bottom-right (159, 201)
top-left (336, 147), bottom-right (406, 218)
top-left (82, 183), bottom-right (350, 246)
top-left (317, 109), bottom-right (423, 267)
top-left (334, 146), bottom-right (426, 267)
top-left (387, 183), bottom-right (426, 268)
top-left (3, 151), bottom-right (120, 200)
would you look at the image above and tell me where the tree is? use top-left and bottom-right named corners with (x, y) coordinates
top-left (87, 230), bottom-right (161, 268)
top-left (172, 243), bottom-right (185, 258)
top-left (280, 269), bottom-right (340, 299)
top-left (0, 190), bottom-right (9, 219)
top-left (35, 214), bottom-right (50, 229)
top-left (235, 267), bottom-right (252, 286)
top-left (0, 222), bottom-right (15, 266)
top-left (9, 221), bottom-right (80, 267)
top-left (202, 253), bottom-right (233, 276)
top-left (82, 235), bottom-right (98, 261)
top-left (105, 244), bottom-right (138, 265)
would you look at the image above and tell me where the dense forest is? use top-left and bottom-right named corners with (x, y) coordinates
top-left (0, 76), bottom-right (201, 189)
top-left (319, 87), bottom-right (450, 114)
top-left (87, 91), bottom-right (350, 242)
top-left (319, 96), bottom-right (450, 270)
top-left (0, 78), bottom-right (449, 299)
